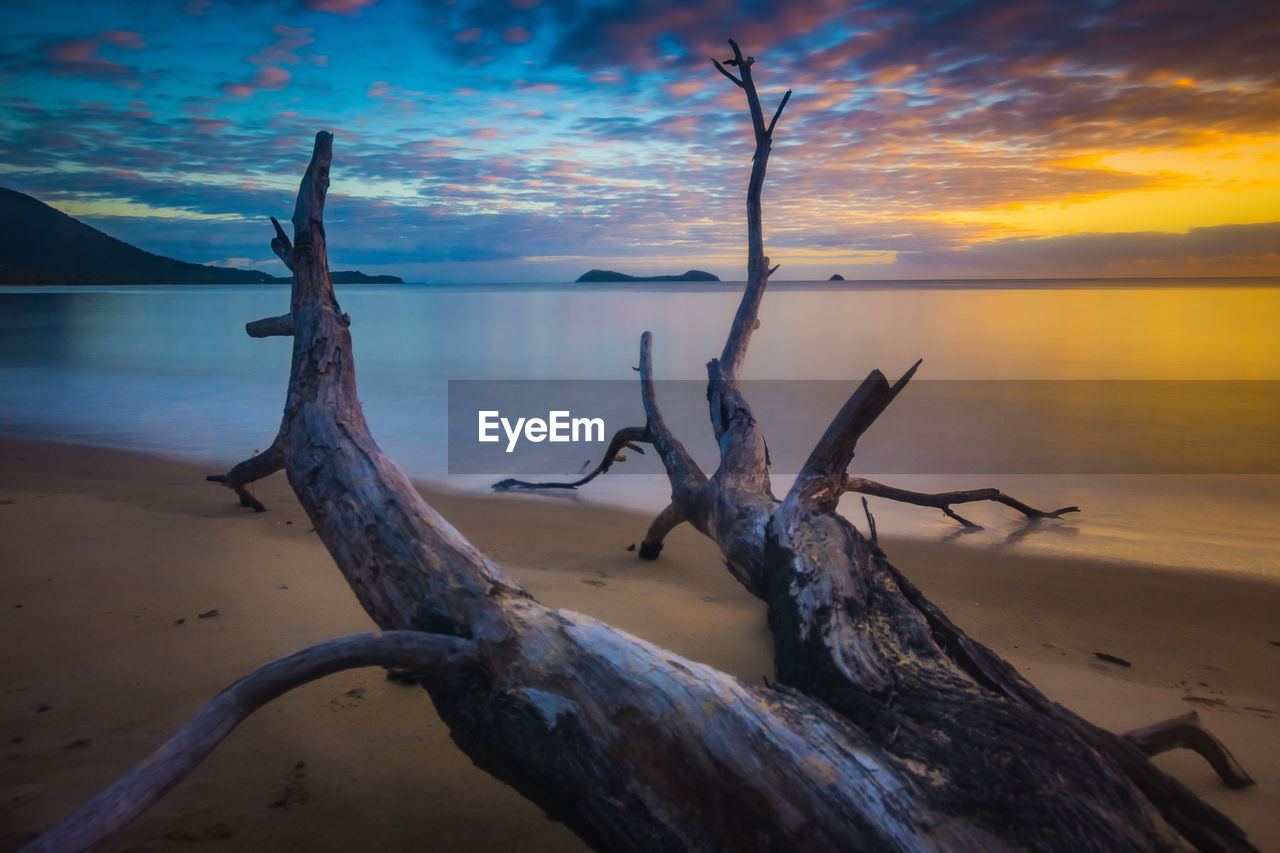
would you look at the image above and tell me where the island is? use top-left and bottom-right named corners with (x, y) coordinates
top-left (576, 268), bottom-right (720, 282)
top-left (828, 274), bottom-right (845, 281)
top-left (327, 271), bottom-right (404, 284)
top-left (0, 187), bottom-right (402, 285)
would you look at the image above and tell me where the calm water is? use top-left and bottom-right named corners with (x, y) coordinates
top-left (2, 279), bottom-right (1278, 577)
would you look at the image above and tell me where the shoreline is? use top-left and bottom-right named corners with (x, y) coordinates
top-left (1, 437), bottom-right (1277, 850)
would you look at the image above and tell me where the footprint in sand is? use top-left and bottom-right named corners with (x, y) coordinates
top-left (267, 760), bottom-right (312, 810)
top-left (330, 687), bottom-right (366, 709)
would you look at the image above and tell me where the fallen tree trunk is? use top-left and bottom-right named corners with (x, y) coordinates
top-left (497, 40), bottom-right (1256, 852)
top-left (31, 42), bottom-right (1254, 853)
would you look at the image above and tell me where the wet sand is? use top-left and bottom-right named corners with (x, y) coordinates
top-left (1, 437), bottom-right (1277, 851)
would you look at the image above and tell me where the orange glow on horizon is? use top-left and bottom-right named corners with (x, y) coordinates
top-left (929, 133), bottom-right (1280, 237)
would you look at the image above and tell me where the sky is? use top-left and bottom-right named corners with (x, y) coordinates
top-left (1, 0), bottom-right (1277, 282)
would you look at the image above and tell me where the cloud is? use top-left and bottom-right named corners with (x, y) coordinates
top-left (249, 25), bottom-right (315, 67)
top-left (221, 66), bottom-right (292, 98)
top-left (100, 31), bottom-right (146, 50)
top-left (29, 31), bottom-right (147, 83)
top-left (218, 25), bottom-right (316, 98)
top-left (892, 222), bottom-right (1280, 277)
top-left (5, 0), bottom-right (1276, 281)
top-left (304, 0), bottom-right (379, 14)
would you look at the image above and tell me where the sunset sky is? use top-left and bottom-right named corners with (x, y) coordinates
top-left (2, 0), bottom-right (1277, 282)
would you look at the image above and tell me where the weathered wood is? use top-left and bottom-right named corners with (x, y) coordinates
top-left (188, 131), bottom-right (1022, 850)
top-left (269, 215), bottom-right (293, 271)
top-left (840, 476), bottom-right (1081, 530)
top-left (489, 41), bottom-right (1255, 852)
top-left (1125, 711), bottom-right (1256, 790)
top-left (245, 313), bottom-right (293, 337)
top-left (40, 42), bottom-right (1257, 853)
top-left (492, 425), bottom-right (650, 491)
top-left (204, 441), bottom-right (282, 511)
top-left (638, 501), bottom-right (684, 559)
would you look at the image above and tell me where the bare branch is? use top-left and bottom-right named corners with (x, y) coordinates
top-left (714, 38), bottom-right (792, 382)
top-left (24, 632), bottom-right (476, 853)
top-left (891, 358), bottom-right (923, 396)
top-left (787, 359), bottom-right (923, 509)
top-left (710, 58), bottom-right (743, 88)
top-left (269, 216), bottom-right (294, 271)
top-left (492, 332), bottom-right (708, 527)
top-left (718, 253), bottom-right (770, 382)
top-left (206, 441), bottom-right (284, 512)
top-left (492, 426), bottom-right (651, 492)
top-left (861, 496), bottom-right (879, 550)
top-left (1124, 711), bottom-right (1255, 789)
top-left (638, 502), bottom-right (686, 560)
top-left (638, 331), bottom-right (708, 498)
top-left (766, 89), bottom-right (792, 137)
top-left (787, 368), bottom-right (899, 507)
top-left (727, 39), bottom-right (765, 138)
top-left (245, 313), bottom-right (294, 338)
top-left (841, 477), bottom-right (1081, 530)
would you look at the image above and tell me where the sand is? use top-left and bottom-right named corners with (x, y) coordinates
top-left (1, 437), bottom-right (1277, 851)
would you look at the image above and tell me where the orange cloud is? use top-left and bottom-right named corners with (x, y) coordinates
top-left (221, 67), bottom-right (292, 98)
top-left (304, 0), bottom-right (379, 14)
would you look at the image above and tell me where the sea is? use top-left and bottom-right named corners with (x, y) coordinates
top-left (2, 278), bottom-right (1278, 578)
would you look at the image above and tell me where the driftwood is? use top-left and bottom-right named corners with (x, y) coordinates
top-left (30, 40), bottom-right (1256, 853)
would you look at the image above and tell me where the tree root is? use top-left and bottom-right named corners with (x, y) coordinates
top-left (1125, 711), bottom-right (1256, 790)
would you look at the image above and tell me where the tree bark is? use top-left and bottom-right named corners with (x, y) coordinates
top-left (34, 42), bottom-right (1255, 853)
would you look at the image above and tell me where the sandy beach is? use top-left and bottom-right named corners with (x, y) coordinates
top-left (1, 436), bottom-right (1277, 851)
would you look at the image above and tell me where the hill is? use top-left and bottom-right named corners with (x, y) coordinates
top-left (576, 268), bottom-right (720, 282)
top-left (0, 187), bottom-right (401, 285)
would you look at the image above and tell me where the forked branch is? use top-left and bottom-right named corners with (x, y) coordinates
top-left (841, 477), bottom-right (1081, 530)
top-left (711, 39), bottom-right (791, 382)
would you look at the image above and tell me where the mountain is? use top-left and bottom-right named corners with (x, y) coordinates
top-left (0, 187), bottom-right (402, 285)
top-left (576, 268), bottom-right (720, 282)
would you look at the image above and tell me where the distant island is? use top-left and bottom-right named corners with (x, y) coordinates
top-left (327, 271), bottom-right (404, 284)
top-left (0, 187), bottom-right (402, 285)
top-left (828, 274), bottom-right (845, 281)
top-left (576, 269), bottom-right (720, 282)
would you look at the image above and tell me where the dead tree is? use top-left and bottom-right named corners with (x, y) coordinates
top-left (29, 41), bottom-right (1254, 853)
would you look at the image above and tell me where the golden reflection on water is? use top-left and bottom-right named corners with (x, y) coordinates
top-left (755, 285), bottom-right (1280, 380)
top-left (747, 284), bottom-right (1280, 574)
